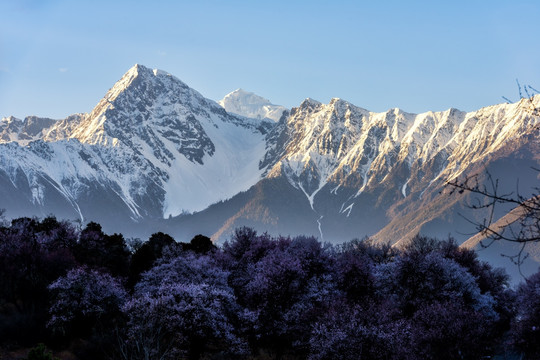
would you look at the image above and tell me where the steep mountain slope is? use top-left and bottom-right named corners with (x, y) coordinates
top-left (203, 95), bottom-right (540, 246)
top-left (68, 64), bottom-right (273, 216)
top-left (0, 65), bottom-right (272, 236)
top-left (218, 89), bottom-right (287, 122)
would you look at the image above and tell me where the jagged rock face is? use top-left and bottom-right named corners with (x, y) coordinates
top-left (0, 116), bottom-right (58, 145)
top-left (71, 65), bottom-right (220, 163)
top-left (265, 97), bottom-right (538, 204)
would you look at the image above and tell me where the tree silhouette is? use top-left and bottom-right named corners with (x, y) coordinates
top-left (447, 84), bottom-right (540, 269)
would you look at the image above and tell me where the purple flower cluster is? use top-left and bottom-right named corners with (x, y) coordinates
top-left (0, 218), bottom-right (537, 359)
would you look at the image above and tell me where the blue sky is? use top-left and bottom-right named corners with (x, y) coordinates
top-left (1, 0), bottom-right (539, 119)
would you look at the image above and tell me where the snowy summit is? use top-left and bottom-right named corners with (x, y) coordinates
top-left (218, 89), bottom-right (287, 122)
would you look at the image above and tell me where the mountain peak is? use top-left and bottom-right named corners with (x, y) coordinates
top-left (105, 64), bottom-right (150, 100)
top-left (329, 97), bottom-right (354, 108)
top-left (219, 89), bottom-right (287, 122)
top-left (129, 63), bottom-right (144, 71)
top-left (220, 88), bottom-right (272, 106)
top-left (98, 64), bottom-right (194, 109)
top-left (70, 64), bottom-right (208, 145)
top-left (124, 63), bottom-right (149, 78)
top-left (1, 116), bottom-right (21, 124)
top-left (229, 88), bottom-right (251, 96)
top-left (121, 64), bottom-right (173, 84)
top-left (299, 98), bottom-right (322, 109)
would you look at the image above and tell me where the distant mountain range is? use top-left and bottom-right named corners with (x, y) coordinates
top-left (1, 64), bottom-right (539, 280)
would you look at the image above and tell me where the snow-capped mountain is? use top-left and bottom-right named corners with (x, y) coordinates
top-left (0, 65), bottom-right (273, 235)
top-left (180, 94), bottom-right (539, 248)
top-left (264, 96), bottom-right (538, 202)
top-left (218, 89), bottom-right (287, 122)
top-left (0, 63), bottom-right (538, 278)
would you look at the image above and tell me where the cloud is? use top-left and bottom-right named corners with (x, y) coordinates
top-left (158, 50), bottom-right (167, 57)
top-left (59, 68), bottom-right (68, 73)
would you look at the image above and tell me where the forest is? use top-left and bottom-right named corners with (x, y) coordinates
top-left (0, 216), bottom-right (539, 360)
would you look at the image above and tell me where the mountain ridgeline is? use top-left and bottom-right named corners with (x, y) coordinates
top-left (1, 64), bottom-right (539, 274)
